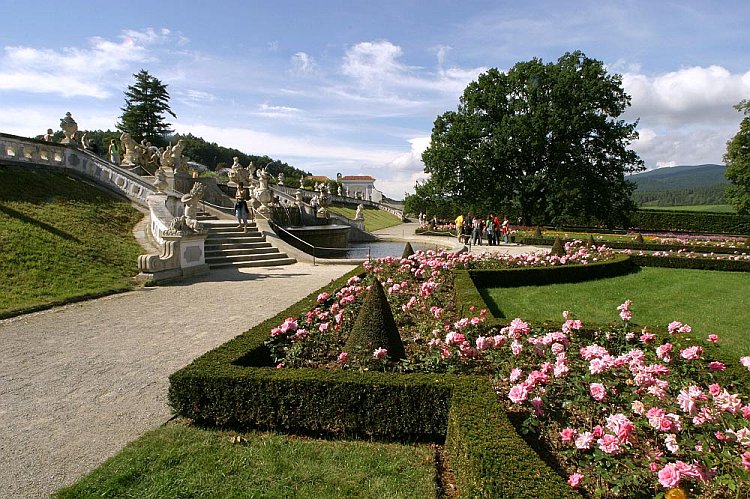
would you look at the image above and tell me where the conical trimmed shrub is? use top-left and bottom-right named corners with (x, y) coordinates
top-left (344, 279), bottom-right (405, 360)
top-left (402, 242), bottom-right (415, 258)
top-left (550, 236), bottom-right (566, 257)
top-left (587, 234), bottom-right (596, 247)
top-left (635, 233), bottom-right (644, 244)
top-left (534, 226), bottom-right (543, 238)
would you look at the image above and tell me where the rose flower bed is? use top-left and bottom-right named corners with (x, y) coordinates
top-left (266, 243), bottom-right (750, 497)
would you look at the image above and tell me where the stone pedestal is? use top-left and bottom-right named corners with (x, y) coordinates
top-left (165, 170), bottom-right (194, 194)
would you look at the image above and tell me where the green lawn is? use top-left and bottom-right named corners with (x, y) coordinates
top-left (329, 204), bottom-right (402, 232)
top-left (480, 266), bottom-right (750, 355)
top-left (54, 423), bottom-right (437, 499)
top-left (0, 167), bottom-right (144, 317)
top-left (639, 204), bottom-right (735, 213)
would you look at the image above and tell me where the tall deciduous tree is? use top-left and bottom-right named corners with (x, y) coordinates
top-left (421, 51), bottom-right (644, 226)
top-left (117, 69), bottom-right (176, 147)
top-left (724, 100), bottom-right (750, 215)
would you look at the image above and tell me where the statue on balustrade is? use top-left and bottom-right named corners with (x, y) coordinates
top-left (59, 112), bottom-right (78, 144)
top-left (120, 132), bottom-right (139, 165)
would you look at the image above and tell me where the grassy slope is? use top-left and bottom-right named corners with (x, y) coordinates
top-left (328, 204), bottom-right (402, 232)
top-left (54, 424), bottom-right (437, 499)
top-left (0, 167), bottom-right (144, 317)
top-left (480, 266), bottom-right (750, 355)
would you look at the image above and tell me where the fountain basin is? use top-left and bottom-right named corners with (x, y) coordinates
top-left (278, 224), bottom-right (351, 257)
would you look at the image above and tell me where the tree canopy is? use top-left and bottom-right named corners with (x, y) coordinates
top-left (117, 69), bottom-right (176, 147)
top-left (419, 51), bottom-right (644, 226)
top-left (724, 100), bottom-right (750, 215)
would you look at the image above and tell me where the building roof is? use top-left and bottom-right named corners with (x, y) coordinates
top-left (340, 175), bottom-right (375, 181)
top-left (306, 175), bottom-right (330, 181)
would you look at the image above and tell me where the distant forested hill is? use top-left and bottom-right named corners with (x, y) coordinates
top-left (628, 164), bottom-right (728, 206)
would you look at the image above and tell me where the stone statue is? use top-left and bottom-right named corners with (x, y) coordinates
top-left (160, 147), bottom-right (173, 169)
top-left (247, 161), bottom-right (256, 179)
top-left (171, 139), bottom-right (189, 173)
top-left (228, 157), bottom-right (249, 186)
top-left (120, 132), bottom-right (139, 165)
top-left (59, 112), bottom-right (78, 144)
top-left (153, 167), bottom-right (168, 193)
top-left (80, 132), bottom-right (91, 150)
top-left (277, 172), bottom-right (285, 186)
top-left (258, 167), bottom-right (270, 190)
top-left (299, 177), bottom-right (305, 188)
top-left (355, 204), bottom-right (364, 220)
top-left (180, 182), bottom-right (206, 231)
top-left (337, 185), bottom-right (342, 196)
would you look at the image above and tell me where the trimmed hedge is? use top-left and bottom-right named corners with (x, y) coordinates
top-left (468, 255), bottom-right (637, 289)
top-left (519, 236), bottom-right (749, 255)
top-left (629, 210), bottom-right (750, 234)
top-left (629, 254), bottom-right (750, 272)
top-left (169, 266), bottom-right (576, 497)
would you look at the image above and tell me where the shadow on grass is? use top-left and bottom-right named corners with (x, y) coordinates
top-left (0, 204), bottom-right (80, 242)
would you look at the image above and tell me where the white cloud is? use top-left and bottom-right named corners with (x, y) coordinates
top-left (0, 28), bottom-right (175, 98)
top-left (624, 66), bottom-right (750, 126)
top-left (255, 103), bottom-right (302, 118)
top-left (291, 51), bottom-right (317, 75)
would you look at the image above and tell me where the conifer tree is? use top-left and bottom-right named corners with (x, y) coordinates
top-left (117, 69), bottom-right (176, 147)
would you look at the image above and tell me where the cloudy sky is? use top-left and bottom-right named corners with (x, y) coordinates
top-left (1, 1), bottom-right (749, 198)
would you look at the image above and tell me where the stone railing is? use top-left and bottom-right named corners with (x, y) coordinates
top-left (272, 184), bottom-right (404, 219)
top-left (0, 132), bottom-right (208, 283)
top-left (0, 132), bottom-right (156, 207)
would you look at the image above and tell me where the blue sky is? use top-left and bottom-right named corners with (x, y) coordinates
top-left (1, 1), bottom-right (749, 199)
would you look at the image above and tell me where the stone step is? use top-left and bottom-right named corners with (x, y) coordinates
top-left (205, 252), bottom-right (290, 265)
top-left (204, 241), bottom-right (273, 250)
top-left (205, 246), bottom-right (278, 257)
top-left (206, 232), bottom-right (266, 244)
top-left (208, 256), bottom-right (297, 269)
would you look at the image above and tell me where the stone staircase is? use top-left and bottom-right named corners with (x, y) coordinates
top-left (198, 213), bottom-right (296, 269)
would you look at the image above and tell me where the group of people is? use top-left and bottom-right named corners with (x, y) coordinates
top-left (455, 213), bottom-right (511, 246)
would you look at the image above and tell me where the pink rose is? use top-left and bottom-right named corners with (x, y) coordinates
top-left (658, 463), bottom-right (681, 488)
top-left (708, 361), bottom-right (726, 371)
top-left (316, 292), bottom-right (330, 303)
top-left (679, 346), bottom-right (703, 360)
top-left (373, 347), bottom-right (388, 359)
top-left (741, 356), bottom-right (750, 371)
top-left (575, 432), bottom-right (594, 450)
top-left (742, 451), bottom-right (750, 471)
top-left (567, 473), bottom-right (583, 489)
top-left (597, 434), bottom-right (621, 454)
top-left (707, 334), bottom-right (719, 343)
top-left (560, 428), bottom-right (577, 443)
top-left (337, 352), bottom-right (349, 363)
top-left (590, 383), bottom-right (607, 401)
top-left (508, 383), bottom-right (529, 404)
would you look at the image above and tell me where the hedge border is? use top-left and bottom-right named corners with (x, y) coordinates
top-left (169, 266), bottom-right (576, 498)
top-left (519, 236), bottom-right (750, 255)
top-left (460, 256), bottom-right (750, 395)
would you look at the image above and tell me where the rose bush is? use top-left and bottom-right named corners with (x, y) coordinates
top-left (264, 242), bottom-right (750, 497)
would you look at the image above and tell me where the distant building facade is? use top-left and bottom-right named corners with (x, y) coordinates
top-left (338, 175), bottom-right (383, 203)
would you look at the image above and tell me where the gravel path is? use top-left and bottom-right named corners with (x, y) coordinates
top-left (0, 263), bottom-right (356, 499)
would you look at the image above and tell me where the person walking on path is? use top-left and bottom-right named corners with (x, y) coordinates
top-left (454, 213), bottom-right (464, 241)
top-left (502, 215), bottom-right (510, 244)
top-left (234, 182), bottom-right (249, 232)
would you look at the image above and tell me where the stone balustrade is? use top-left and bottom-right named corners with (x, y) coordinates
top-left (0, 132), bottom-right (208, 283)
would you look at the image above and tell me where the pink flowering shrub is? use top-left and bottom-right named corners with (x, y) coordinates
top-left (263, 244), bottom-right (750, 496)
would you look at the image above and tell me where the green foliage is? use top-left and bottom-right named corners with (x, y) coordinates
top-left (549, 236), bottom-right (565, 256)
top-left (344, 279), bottom-right (406, 361)
top-left (116, 69), bottom-right (176, 147)
top-left (724, 100), bottom-right (750, 215)
top-left (634, 232), bottom-right (644, 243)
top-left (54, 424), bottom-right (437, 499)
top-left (402, 242), bottom-right (415, 258)
top-left (629, 209), bottom-right (750, 234)
top-left (403, 179), bottom-right (461, 220)
top-left (0, 167), bottom-right (143, 317)
top-left (172, 133), bottom-right (310, 179)
top-left (421, 51), bottom-right (643, 225)
top-left (634, 185), bottom-right (727, 206)
top-left (534, 225), bottom-right (543, 238)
